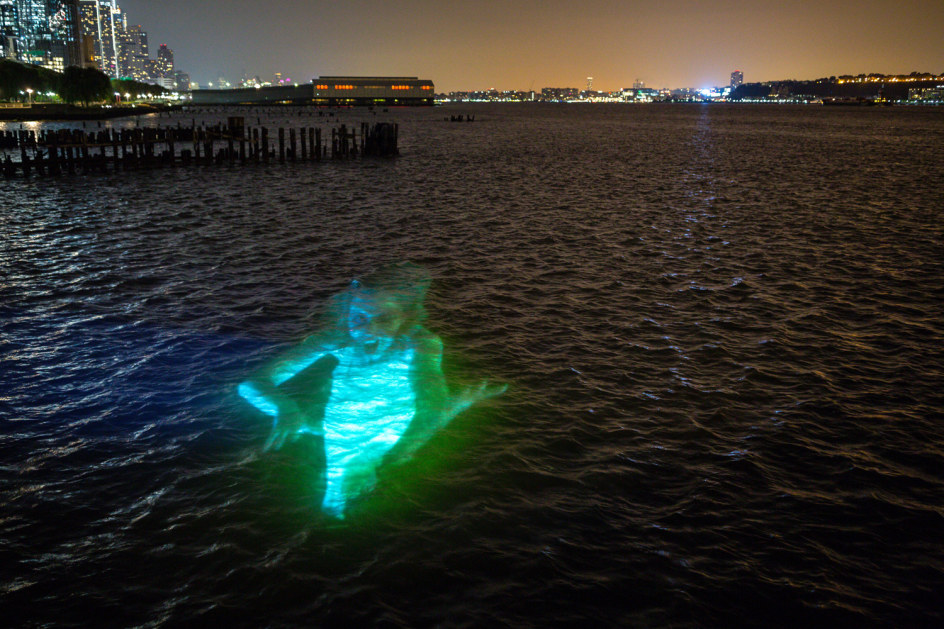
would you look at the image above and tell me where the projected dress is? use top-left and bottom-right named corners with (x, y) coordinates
top-left (320, 345), bottom-right (416, 517)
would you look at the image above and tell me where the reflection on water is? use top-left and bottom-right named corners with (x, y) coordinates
top-left (2, 104), bottom-right (943, 627)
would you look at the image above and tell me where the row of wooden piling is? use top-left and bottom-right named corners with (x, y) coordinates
top-left (1, 119), bottom-right (399, 179)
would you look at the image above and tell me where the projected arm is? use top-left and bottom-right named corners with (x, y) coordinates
top-left (238, 334), bottom-right (335, 450)
top-left (385, 331), bottom-right (506, 465)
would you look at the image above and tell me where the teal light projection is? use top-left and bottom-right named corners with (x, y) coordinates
top-left (239, 263), bottom-right (506, 518)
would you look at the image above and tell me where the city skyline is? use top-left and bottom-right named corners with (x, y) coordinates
top-left (1, 1), bottom-right (185, 88)
top-left (119, 0), bottom-right (943, 91)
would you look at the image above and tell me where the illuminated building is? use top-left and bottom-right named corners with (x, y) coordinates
top-left (173, 69), bottom-right (189, 91)
top-left (731, 70), bottom-right (743, 88)
top-left (76, 0), bottom-right (98, 66)
top-left (156, 42), bottom-right (172, 77)
top-left (908, 87), bottom-right (944, 103)
top-left (77, 0), bottom-right (120, 76)
top-left (540, 87), bottom-right (579, 101)
top-left (0, 1), bottom-right (17, 59)
top-left (118, 23), bottom-right (148, 80)
top-left (143, 56), bottom-right (159, 80)
top-left (79, 2), bottom-right (170, 82)
top-left (115, 20), bottom-right (145, 78)
top-left (0, 0), bottom-right (81, 69)
top-left (0, 0), bottom-right (185, 85)
top-left (192, 76), bottom-right (436, 106)
top-left (621, 86), bottom-right (659, 102)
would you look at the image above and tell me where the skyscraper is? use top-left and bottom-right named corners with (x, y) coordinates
top-left (120, 23), bottom-right (147, 80)
top-left (156, 43), bottom-right (172, 77)
top-left (0, 1), bottom-right (17, 59)
top-left (173, 69), bottom-right (189, 91)
top-left (78, 0), bottom-right (103, 70)
top-left (731, 70), bottom-right (744, 89)
top-left (1, 0), bottom-right (183, 88)
top-left (1, 0), bottom-right (81, 69)
top-left (78, 0), bottom-right (121, 76)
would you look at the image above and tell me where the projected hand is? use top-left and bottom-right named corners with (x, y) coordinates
top-left (263, 397), bottom-right (304, 451)
top-left (458, 380), bottom-right (508, 408)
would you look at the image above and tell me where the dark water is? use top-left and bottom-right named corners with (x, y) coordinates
top-left (2, 104), bottom-right (943, 627)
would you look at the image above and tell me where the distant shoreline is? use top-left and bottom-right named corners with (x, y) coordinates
top-left (0, 103), bottom-right (182, 122)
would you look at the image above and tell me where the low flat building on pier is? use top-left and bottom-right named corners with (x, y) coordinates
top-left (191, 77), bottom-right (435, 106)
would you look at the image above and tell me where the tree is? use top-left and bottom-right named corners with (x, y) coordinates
top-left (60, 66), bottom-right (112, 106)
top-left (0, 59), bottom-right (61, 102)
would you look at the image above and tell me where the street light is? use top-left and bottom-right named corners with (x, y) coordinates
top-left (25, 88), bottom-right (33, 105)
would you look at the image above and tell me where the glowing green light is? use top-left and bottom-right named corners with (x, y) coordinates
top-left (239, 263), bottom-right (505, 518)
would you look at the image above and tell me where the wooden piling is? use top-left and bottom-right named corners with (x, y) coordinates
top-left (145, 129), bottom-right (155, 167)
top-left (20, 147), bottom-right (30, 177)
top-left (112, 130), bottom-right (120, 170)
top-left (167, 130), bottom-right (176, 166)
top-left (204, 130), bottom-right (212, 165)
top-left (49, 134), bottom-right (60, 175)
top-left (1, 120), bottom-right (398, 179)
top-left (80, 131), bottom-right (90, 172)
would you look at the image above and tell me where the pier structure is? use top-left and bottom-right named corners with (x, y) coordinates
top-left (1, 118), bottom-right (399, 179)
top-left (191, 77), bottom-right (435, 107)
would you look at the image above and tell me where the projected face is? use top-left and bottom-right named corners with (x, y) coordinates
top-left (347, 291), bottom-right (405, 356)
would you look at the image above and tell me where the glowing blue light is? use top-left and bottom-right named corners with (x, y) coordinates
top-left (239, 263), bottom-right (506, 518)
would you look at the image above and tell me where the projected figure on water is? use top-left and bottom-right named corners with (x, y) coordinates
top-left (238, 263), bottom-right (506, 518)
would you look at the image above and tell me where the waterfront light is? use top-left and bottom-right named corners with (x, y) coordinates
top-left (25, 88), bottom-right (33, 105)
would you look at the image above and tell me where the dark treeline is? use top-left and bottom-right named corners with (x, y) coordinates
top-left (0, 59), bottom-right (169, 105)
top-left (731, 73), bottom-right (943, 100)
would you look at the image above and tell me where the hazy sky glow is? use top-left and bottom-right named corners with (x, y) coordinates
top-left (121, 0), bottom-right (943, 91)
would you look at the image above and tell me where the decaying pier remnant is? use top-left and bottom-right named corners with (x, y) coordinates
top-left (1, 118), bottom-right (400, 179)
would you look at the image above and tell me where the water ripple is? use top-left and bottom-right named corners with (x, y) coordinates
top-left (2, 104), bottom-right (943, 627)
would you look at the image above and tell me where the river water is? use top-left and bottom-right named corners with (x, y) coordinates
top-left (2, 103), bottom-right (943, 627)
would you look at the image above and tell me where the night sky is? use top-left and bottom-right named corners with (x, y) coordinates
top-left (120, 0), bottom-right (943, 91)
